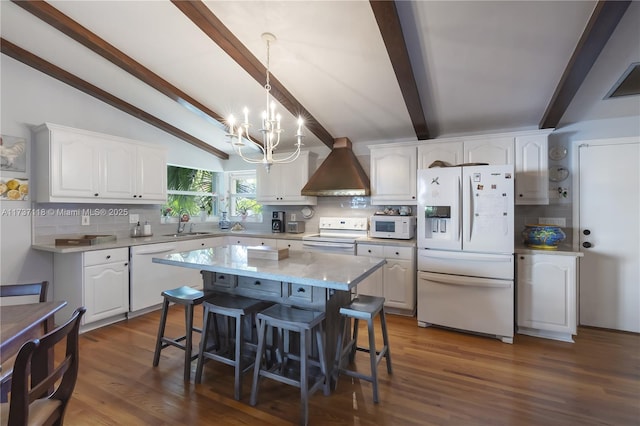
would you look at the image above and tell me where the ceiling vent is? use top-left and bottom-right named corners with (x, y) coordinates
top-left (604, 62), bottom-right (640, 98)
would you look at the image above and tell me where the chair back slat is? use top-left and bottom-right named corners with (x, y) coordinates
top-left (7, 307), bottom-right (85, 426)
top-left (0, 281), bottom-right (49, 302)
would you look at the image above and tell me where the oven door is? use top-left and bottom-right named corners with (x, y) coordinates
top-left (301, 240), bottom-right (356, 255)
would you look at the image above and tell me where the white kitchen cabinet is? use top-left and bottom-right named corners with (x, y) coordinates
top-left (54, 247), bottom-right (129, 330)
top-left (515, 134), bottom-right (549, 205)
top-left (356, 243), bottom-right (416, 315)
top-left (226, 236), bottom-right (277, 247)
top-left (256, 151), bottom-right (317, 205)
top-left (463, 136), bottom-right (514, 165)
top-left (276, 239), bottom-right (305, 251)
top-left (516, 253), bottom-right (577, 342)
top-left (369, 144), bottom-right (417, 205)
top-left (34, 122), bottom-right (167, 204)
top-left (418, 141), bottom-right (463, 169)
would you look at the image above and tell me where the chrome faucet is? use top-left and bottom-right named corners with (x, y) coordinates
top-left (177, 211), bottom-right (190, 233)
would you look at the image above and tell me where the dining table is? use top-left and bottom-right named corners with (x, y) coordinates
top-left (0, 300), bottom-right (67, 394)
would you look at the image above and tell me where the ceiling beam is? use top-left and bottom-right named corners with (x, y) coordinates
top-left (12, 0), bottom-right (226, 127)
top-left (171, 0), bottom-right (335, 149)
top-left (370, 0), bottom-right (430, 140)
top-left (539, 0), bottom-right (631, 129)
top-left (1, 38), bottom-right (229, 159)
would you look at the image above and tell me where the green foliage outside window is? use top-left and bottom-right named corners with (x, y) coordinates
top-left (164, 165), bottom-right (218, 217)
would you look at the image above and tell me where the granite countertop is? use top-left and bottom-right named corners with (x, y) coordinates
top-left (32, 229), bottom-right (417, 254)
top-left (153, 245), bottom-right (386, 291)
top-left (514, 243), bottom-right (583, 257)
top-left (31, 230), bottom-right (312, 254)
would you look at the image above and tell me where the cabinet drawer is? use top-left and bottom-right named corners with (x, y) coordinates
top-left (237, 276), bottom-right (282, 296)
top-left (383, 246), bottom-right (414, 260)
top-left (285, 283), bottom-right (313, 303)
top-left (84, 248), bottom-right (128, 266)
top-left (214, 272), bottom-right (237, 289)
top-left (357, 244), bottom-right (384, 257)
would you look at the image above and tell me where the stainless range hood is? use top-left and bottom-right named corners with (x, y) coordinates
top-left (301, 137), bottom-right (370, 196)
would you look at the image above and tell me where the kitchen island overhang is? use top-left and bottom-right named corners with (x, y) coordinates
top-left (152, 245), bottom-right (386, 292)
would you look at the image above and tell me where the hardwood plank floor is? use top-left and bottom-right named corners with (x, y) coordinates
top-left (63, 307), bottom-right (639, 425)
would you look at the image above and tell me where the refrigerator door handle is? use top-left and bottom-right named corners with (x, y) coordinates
top-left (419, 272), bottom-right (511, 288)
top-left (456, 175), bottom-right (462, 243)
top-left (467, 175), bottom-right (474, 243)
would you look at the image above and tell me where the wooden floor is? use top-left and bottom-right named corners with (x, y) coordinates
top-left (63, 306), bottom-right (639, 426)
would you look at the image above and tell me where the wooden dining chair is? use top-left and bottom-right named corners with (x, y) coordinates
top-left (0, 281), bottom-right (49, 304)
top-left (0, 307), bottom-right (86, 426)
top-left (0, 281), bottom-right (50, 404)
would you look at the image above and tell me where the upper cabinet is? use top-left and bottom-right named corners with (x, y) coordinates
top-left (417, 130), bottom-right (551, 205)
top-left (369, 145), bottom-right (417, 205)
top-left (34, 123), bottom-right (167, 204)
top-left (515, 134), bottom-right (549, 205)
top-left (256, 151), bottom-right (317, 205)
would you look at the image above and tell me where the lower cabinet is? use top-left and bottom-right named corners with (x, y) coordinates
top-left (516, 253), bottom-right (578, 342)
top-left (54, 247), bottom-right (129, 330)
top-left (356, 243), bottom-right (416, 315)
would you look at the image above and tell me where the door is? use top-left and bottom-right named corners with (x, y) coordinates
top-left (417, 167), bottom-right (461, 250)
top-left (462, 165), bottom-right (514, 254)
top-left (576, 138), bottom-right (639, 332)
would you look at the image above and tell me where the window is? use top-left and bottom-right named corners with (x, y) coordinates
top-left (163, 165), bottom-right (221, 219)
top-left (226, 171), bottom-right (263, 221)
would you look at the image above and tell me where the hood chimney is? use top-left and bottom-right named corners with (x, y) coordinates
top-left (301, 137), bottom-right (370, 196)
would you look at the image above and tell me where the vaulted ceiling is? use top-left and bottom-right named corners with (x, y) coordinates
top-left (1, 1), bottom-right (638, 161)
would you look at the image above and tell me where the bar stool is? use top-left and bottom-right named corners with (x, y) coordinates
top-left (152, 286), bottom-right (207, 381)
top-left (195, 294), bottom-right (270, 401)
top-left (250, 304), bottom-right (330, 426)
top-left (333, 295), bottom-right (392, 403)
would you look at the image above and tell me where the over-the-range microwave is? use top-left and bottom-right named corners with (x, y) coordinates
top-left (369, 216), bottom-right (416, 240)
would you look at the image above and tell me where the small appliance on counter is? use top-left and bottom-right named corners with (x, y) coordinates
top-left (369, 215), bottom-right (416, 239)
top-left (287, 221), bottom-right (305, 234)
top-left (272, 211), bottom-right (285, 233)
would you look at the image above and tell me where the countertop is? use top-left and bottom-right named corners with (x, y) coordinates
top-left (514, 243), bottom-right (584, 257)
top-left (31, 230), bottom-right (417, 254)
top-left (153, 245), bottom-right (386, 291)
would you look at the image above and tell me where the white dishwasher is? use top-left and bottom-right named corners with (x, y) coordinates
top-left (129, 240), bottom-right (207, 315)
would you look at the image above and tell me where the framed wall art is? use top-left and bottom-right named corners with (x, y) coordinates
top-left (0, 134), bottom-right (29, 201)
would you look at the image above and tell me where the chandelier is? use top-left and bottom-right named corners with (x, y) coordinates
top-left (226, 33), bottom-right (304, 172)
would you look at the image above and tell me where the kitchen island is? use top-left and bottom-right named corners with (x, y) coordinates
top-left (153, 244), bottom-right (386, 371)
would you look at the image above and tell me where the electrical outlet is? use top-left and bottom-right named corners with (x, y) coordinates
top-left (129, 213), bottom-right (139, 224)
top-left (81, 215), bottom-right (90, 226)
top-left (291, 213), bottom-right (297, 221)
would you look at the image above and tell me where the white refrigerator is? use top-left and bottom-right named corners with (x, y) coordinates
top-left (416, 165), bottom-right (515, 343)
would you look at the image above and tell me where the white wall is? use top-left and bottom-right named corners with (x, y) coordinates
top-left (0, 56), bottom-right (227, 285)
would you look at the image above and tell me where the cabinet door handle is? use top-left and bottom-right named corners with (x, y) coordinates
top-left (94, 193), bottom-right (99, 197)
top-left (133, 195), bottom-right (137, 198)
top-left (124, 262), bottom-right (128, 266)
top-left (254, 281), bottom-right (261, 286)
top-left (395, 252), bottom-right (399, 256)
top-left (582, 242), bottom-right (592, 248)
top-left (106, 255), bottom-right (111, 259)
top-left (296, 287), bottom-right (306, 293)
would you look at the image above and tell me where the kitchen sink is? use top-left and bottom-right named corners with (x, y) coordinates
top-left (162, 232), bottom-right (213, 237)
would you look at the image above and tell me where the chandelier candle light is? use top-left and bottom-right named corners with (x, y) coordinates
top-left (227, 33), bottom-right (304, 172)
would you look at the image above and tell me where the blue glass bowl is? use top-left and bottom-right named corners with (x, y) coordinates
top-left (522, 224), bottom-right (566, 249)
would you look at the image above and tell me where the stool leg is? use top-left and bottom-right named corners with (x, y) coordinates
top-left (332, 315), bottom-right (347, 390)
top-left (315, 322), bottom-right (330, 397)
top-left (380, 308), bottom-right (393, 374)
top-left (300, 328), bottom-right (309, 426)
top-left (184, 304), bottom-right (195, 381)
top-left (153, 298), bottom-right (170, 366)
top-left (195, 306), bottom-right (212, 384)
top-left (250, 318), bottom-right (267, 406)
top-left (234, 314), bottom-right (243, 400)
top-left (350, 318), bottom-right (359, 363)
top-left (367, 318), bottom-right (379, 404)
